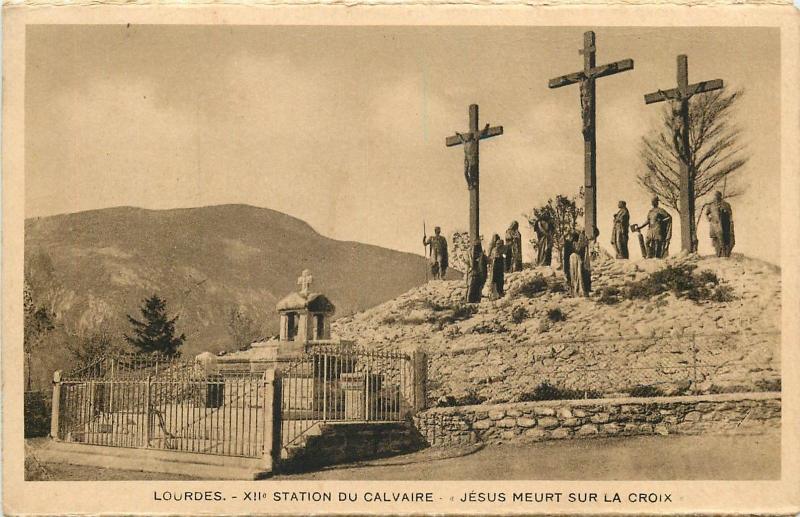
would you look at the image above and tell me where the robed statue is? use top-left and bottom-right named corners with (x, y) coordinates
top-left (611, 200), bottom-right (630, 259)
top-left (705, 191), bottom-right (735, 258)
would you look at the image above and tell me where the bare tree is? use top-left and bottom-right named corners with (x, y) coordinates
top-left (638, 89), bottom-right (748, 251)
top-left (67, 328), bottom-right (124, 366)
top-left (24, 281), bottom-right (54, 391)
top-left (526, 189), bottom-right (584, 269)
top-left (226, 306), bottom-right (265, 350)
top-left (450, 231), bottom-right (484, 274)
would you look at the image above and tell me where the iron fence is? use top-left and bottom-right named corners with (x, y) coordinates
top-left (56, 356), bottom-right (269, 458)
top-left (280, 345), bottom-right (414, 450)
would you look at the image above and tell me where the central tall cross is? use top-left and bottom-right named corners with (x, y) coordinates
top-left (446, 104), bottom-right (503, 243)
top-left (548, 31), bottom-right (634, 240)
top-left (644, 54), bottom-right (724, 253)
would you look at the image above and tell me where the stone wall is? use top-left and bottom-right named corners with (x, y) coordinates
top-left (413, 392), bottom-right (780, 447)
top-left (279, 422), bottom-right (426, 473)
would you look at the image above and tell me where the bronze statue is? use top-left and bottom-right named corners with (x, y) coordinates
top-left (487, 234), bottom-right (506, 300)
top-left (465, 241), bottom-right (487, 303)
top-left (611, 200), bottom-right (630, 259)
top-left (535, 214), bottom-right (555, 267)
top-left (562, 232), bottom-right (575, 284)
top-left (504, 221), bottom-right (523, 273)
top-left (455, 124), bottom-right (491, 189)
top-left (705, 191), bottom-right (735, 257)
top-left (636, 197), bottom-right (673, 258)
top-left (568, 231), bottom-right (592, 296)
top-left (423, 226), bottom-right (449, 280)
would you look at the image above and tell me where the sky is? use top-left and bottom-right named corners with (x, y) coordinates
top-left (25, 25), bottom-right (781, 264)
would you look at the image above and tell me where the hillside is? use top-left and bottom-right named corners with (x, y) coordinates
top-left (333, 254), bottom-right (781, 404)
top-left (25, 204), bottom-right (447, 387)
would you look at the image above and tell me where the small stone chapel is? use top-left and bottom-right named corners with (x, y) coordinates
top-left (209, 270), bottom-right (352, 372)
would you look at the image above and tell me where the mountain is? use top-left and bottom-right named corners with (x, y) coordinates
top-left (333, 254), bottom-right (781, 404)
top-left (25, 204), bottom-right (450, 387)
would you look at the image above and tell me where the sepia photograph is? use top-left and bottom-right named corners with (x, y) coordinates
top-left (3, 6), bottom-right (799, 515)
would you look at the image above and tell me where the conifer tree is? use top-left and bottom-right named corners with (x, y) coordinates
top-left (125, 294), bottom-right (185, 356)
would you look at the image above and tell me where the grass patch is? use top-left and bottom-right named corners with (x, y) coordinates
top-left (439, 303), bottom-right (478, 324)
top-left (517, 381), bottom-right (600, 401)
top-left (517, 274), bottom-right (548, 298)
top-left (627, 385), bottom-right (666, 398)
top-left (435, 389), bottom-right (487, 407)
top-left (511, 306), bottom-right (529, 324)
top-left (755, 378), bottom-right (781, 392)
top-left (601, 264), bottom-right (736, 304)
top-left (596, 286), bottom-right (622, 305)
top-left (547, 279), bottom-right (567, 294)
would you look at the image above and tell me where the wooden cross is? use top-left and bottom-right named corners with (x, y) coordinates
top-left (445, 104), bottom-right (503, 243)
top-left (298, 269), bottom-right (313, 295)
top-left (644, 54), bottom-right (723, 253)
top-left (548, 31), bottom-right (634, 240)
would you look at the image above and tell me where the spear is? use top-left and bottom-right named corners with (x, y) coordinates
top-left (423, 220), bottom-right (429, 281)
top-left (423, 220), bottom-right (429, 282)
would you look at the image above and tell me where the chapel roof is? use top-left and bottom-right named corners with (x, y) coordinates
top-left (276, 292), bottom-right (336, 313)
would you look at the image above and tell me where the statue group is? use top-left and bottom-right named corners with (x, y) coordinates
top-left (424, 221), bottom-right (524, 303)
top-left (427, 192), bottom-right (734, 303)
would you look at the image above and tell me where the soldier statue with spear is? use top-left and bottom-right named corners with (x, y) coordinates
top-left (423, 223), bottom-right (449, 281)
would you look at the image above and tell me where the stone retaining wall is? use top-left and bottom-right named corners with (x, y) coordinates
top-left (413, 392), bottom-right (780, 447)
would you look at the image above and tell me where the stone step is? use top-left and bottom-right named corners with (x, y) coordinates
top-left (277, 421), bottom-right (425, 473)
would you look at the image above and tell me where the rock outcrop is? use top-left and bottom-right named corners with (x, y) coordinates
top-left (334, 254), bottom-right (780, 404)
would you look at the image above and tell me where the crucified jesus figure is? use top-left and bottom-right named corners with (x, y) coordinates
top-left (456, 123), bottom-right (491, 189)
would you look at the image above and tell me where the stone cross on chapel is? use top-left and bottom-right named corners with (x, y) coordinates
top-left (644, 54), bottom-right (724, 253)
top-left (548, 31), bottom-right (634, 240)
top-left (445, 104), bottom-right (504, 243)
top-left (298, 269), bottom-right (313, 296)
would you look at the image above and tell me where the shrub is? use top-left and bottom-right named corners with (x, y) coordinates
top-left (24, 451), bottom-right (52, 481)
top-left (612, 264), bottom-right (736, 304)
top-left (627, 385), bottom-right (665, 398)
top-left (517, 381), bottom-right (600, 401)
top-left (421, 300), bottom-right (477, 324)
top-left (707, 384), bottom-right (750, 395)
top-left (425, 300), bottom-right (449, 312)
top-left (444, 304), bottom-right (478, 323)
top-left (596, 286), bottom-right (621, 305)
top-left (547, 280), bottom-right (567, 294)
top-left (435, 389), bottom-right (487, 407)
top-left (511, 306), bottom-right (529, 324)
top-left (710, 285), bottom-right (736, 303)
top-left (546, 307), bottom-right (566, 322)
top-left (755, 378), bottom-right (781, 392)
top-left (24, 391), bottom-right (50, 438)
top-left (696, 269), bottom-right (719, 285)
top-left (517, 274), bottom-right (548, 298)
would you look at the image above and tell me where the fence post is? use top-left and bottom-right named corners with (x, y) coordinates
top-left (50, 370), bottom-right (63, 440)
top-left (261, 369), bottom-right (279, 474)
top-left (691, 334), bottom-right (698, 395)
top-left (411, 351), bottom-right (427, 413)
top-left (144, 376), bottom-right (152, 447)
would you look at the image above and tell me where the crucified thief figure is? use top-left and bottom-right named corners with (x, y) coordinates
top-left (456, 124), bottom-right (491, 189)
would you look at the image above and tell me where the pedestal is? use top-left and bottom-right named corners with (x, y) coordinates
top-left (341, 373), bottom-right (366, 421)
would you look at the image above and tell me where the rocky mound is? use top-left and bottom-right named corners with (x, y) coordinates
top-left (333, 254), bottom-right (781, 404)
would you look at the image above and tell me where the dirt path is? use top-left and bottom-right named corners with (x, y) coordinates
top-left (275, 433), bottom-right (780, 480)
top-left (28, 433), bottom-right (778, 481)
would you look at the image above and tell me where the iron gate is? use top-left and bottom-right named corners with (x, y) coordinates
top-left (279, 345), bottom-right (413, 450)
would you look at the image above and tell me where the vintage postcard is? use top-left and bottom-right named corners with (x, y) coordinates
top-left (2, 3), bottom-right (799, 515)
